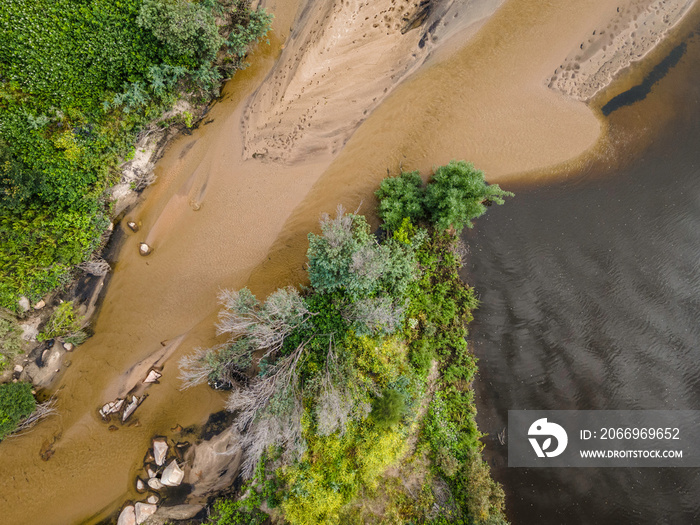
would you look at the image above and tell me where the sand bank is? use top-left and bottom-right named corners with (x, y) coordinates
top-left (242, 0), bottom-right (505, 163)
top-left (549, 0), bottom-right (696, 101)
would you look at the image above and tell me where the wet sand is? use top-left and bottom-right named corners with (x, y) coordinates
top-left (0, 0), bottom-right (696, 523)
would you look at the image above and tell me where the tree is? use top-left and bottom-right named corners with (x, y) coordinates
top-left (307, 206), bottom-right (420, 300)
top-left (374, 170), bottom-right (426, 232)
top-left (137, 0), bottom-right (223, 63)
top-left (424, 161), bottom-right (513, 233)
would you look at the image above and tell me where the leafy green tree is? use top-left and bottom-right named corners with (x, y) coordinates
top-left (0, 382), bottom-right (36, 440)
top-left (374, 170), bottom-right (426, 232)
top-left (137, 0), bottom-right (224, 64)
top-left (372, 388), bottom-right (407, 430)
top-left (424, 161), bottom-right (513, 233)
top-left (307, 207), bottom-right (420, 300)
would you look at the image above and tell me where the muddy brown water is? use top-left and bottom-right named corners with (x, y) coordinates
top-left (465, 14), bottom-right (700, 525)
top-left (0, 0), bottom-right (695, 523)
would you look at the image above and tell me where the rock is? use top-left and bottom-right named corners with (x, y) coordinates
top-left (152, 504), bottom-right (203, 521)
top-left (123, 396), bottom-right (140, 422)
top-left (33, 299), bottom-right (46, 310)
top-left (63, 342), bottom-right (74, 352)
top-left (19, 317), bottom-right (41, 342)
top-left (117, 505), bottom-right (136, 525)
top-left (18, 296), bottom-right (30, 312)
top-left (127, 221), bottom-right (139, 232)
top-left (147, 477), bottom-right (164, 490)
top-left (23, 342), bottom-right (65, 388)
top-left (160, 459), bottom-right (184, 487)
top-left (144, 369), bottom-right (161, 383)
top-left (13, 364), bottom-right (23, 374)
top-left (108, 222), bottom-right (114, 231)
top-left (139, 243), bottom-right (151, 256)
top-left (135, 502), bottom-right (157, 524)
top-left (147, 494), bottom-right (159, 505)
top-left (136, 478), bottom-right (146, 492)
top-left (153, 438), bottom-right (168, 466)
top-left (146, 465), bottom-right (157, 479)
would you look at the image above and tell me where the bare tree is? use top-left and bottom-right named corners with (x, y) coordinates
top-left (342, 296), bottom-right (405, 336)
top-left (217, 287), bottom-right (311, 359)
top-left (78, 257), bottom-right (111, 276)
top-left (227, 343), bottom-right (307, 478)
top-left (10, 398), bottom-right (58, 437)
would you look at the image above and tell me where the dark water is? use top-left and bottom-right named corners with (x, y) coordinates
top-left (463, 24), bottom-right (700, 525)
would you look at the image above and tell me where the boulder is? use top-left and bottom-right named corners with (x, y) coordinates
top-left (117, 505), bottom-right (136, 525)
top-left (19, 318), bottom-right (40, 342)
top-left (63, 342), bottom-right (74, 352)
top-left (139, 243), bottom-right (152, 256)
top-left (33, 299), bottom-right (46, 310)
top-left (127, 221), bottom-right (139, 232)
top-left (18, 296), bottom-right (30, 312)
top-left (123, 396), bottom-right (140, 422)
top-left (153, 438), bottom-right (168, 466)
top-left (136, 478), bottom-right (146, 492)
top-left (144, 369), bottom-right (161, 383)
top-left (160, 460), bottom-right (184, 487)
top-left (135, 502), bottom-right (157, 524)
top-left (146, 465), bottom-right (157, 479)
top-left (147, 478), bottom-right (164, 490)
top-left (147, 494), bottom-right (159, 505)
top-left (13, 364), bottom-right (23, 374)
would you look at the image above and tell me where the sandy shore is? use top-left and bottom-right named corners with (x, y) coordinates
top-left (549, 0), bottom-right (696, 101)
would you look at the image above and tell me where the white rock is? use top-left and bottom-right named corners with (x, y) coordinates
top-left (147, 466), bottom-right (157, 479)
top-left (63, 342), bottom-right (74, 351)
top-left (134, 502), bottom-right (157, 524)
top-left (122, 396), bottom-right (139, 421)
top-left (117, 505), bottom-right (136, 525)
top-left (19, 320), bottom-right (40, 342)
top-left (143, 369), bottom-right (161, 383)
top-left (101, 403), bottom-right (111, 414)
top-left (147, 494), bottom-right (159, 504)
top-left (33, 299), bottom-right (46, 310)
top-left (113, 398), bottom-right (124, 412)
top-left (153, 438), bottom-right (168, 466)
top-left (139, 243), bottom-right (151, 255)
top-left (136, 478), bottom-right (146, 492)
top-left (13, 364), bottom-right (23, 374)
top-left (147, 477), bottom-right (164, 490)
top-left (160, 459), bottom-right (184, 487)
top-left (18, 296), bottom-right (30, 312)
top-left (127, 221), bottom-right (139, 232)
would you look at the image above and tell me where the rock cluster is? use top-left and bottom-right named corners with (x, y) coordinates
top-left (118, 435), bottom-right (189, 524)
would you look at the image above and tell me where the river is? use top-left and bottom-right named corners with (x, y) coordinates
top-left (0, 0), bottom-right (696, 523)
top-left (466, 12), bottom-right (700, 525)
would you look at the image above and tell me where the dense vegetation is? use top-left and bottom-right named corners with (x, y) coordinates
top-left (0, 0), bottom-right (272, 310)
top-left (0, 381), bottom-right (36, 439)
top-left (181, 162), bottom-right (512, 524)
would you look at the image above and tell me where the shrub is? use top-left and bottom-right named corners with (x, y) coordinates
top-left (375, 170), bottom-right (426, 232)
top-left (424, 161), bottom-right (513, 233)
top-left (0, 318), bottom-right (23, 371)
top-left (0, 382), bottom-right (36, 440)
top-left (371, 388), bottom-right (406, 430)
top-left (37, 301), bottom-right (83, 342)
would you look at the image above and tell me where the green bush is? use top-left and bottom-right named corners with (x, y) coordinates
top-left (424, 161), bottom-right (513, 233)
top-left (0, 382), bottom-right (36, 440)
top-left (0, 318), bottom-right (23, 371)
top-left (375, 170), bottom-right (426, 232)
top-left (371, 388), bottom-right (407, 430)
top-left (37, 301), bottom-right (83, 342)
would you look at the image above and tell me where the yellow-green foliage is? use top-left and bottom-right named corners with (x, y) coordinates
top-left (281, 421), bottom-right (408, 525)
top-left (37, 301), bottom-right (83, 342)
top-left (352, 335), bottom-right (408, 387)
